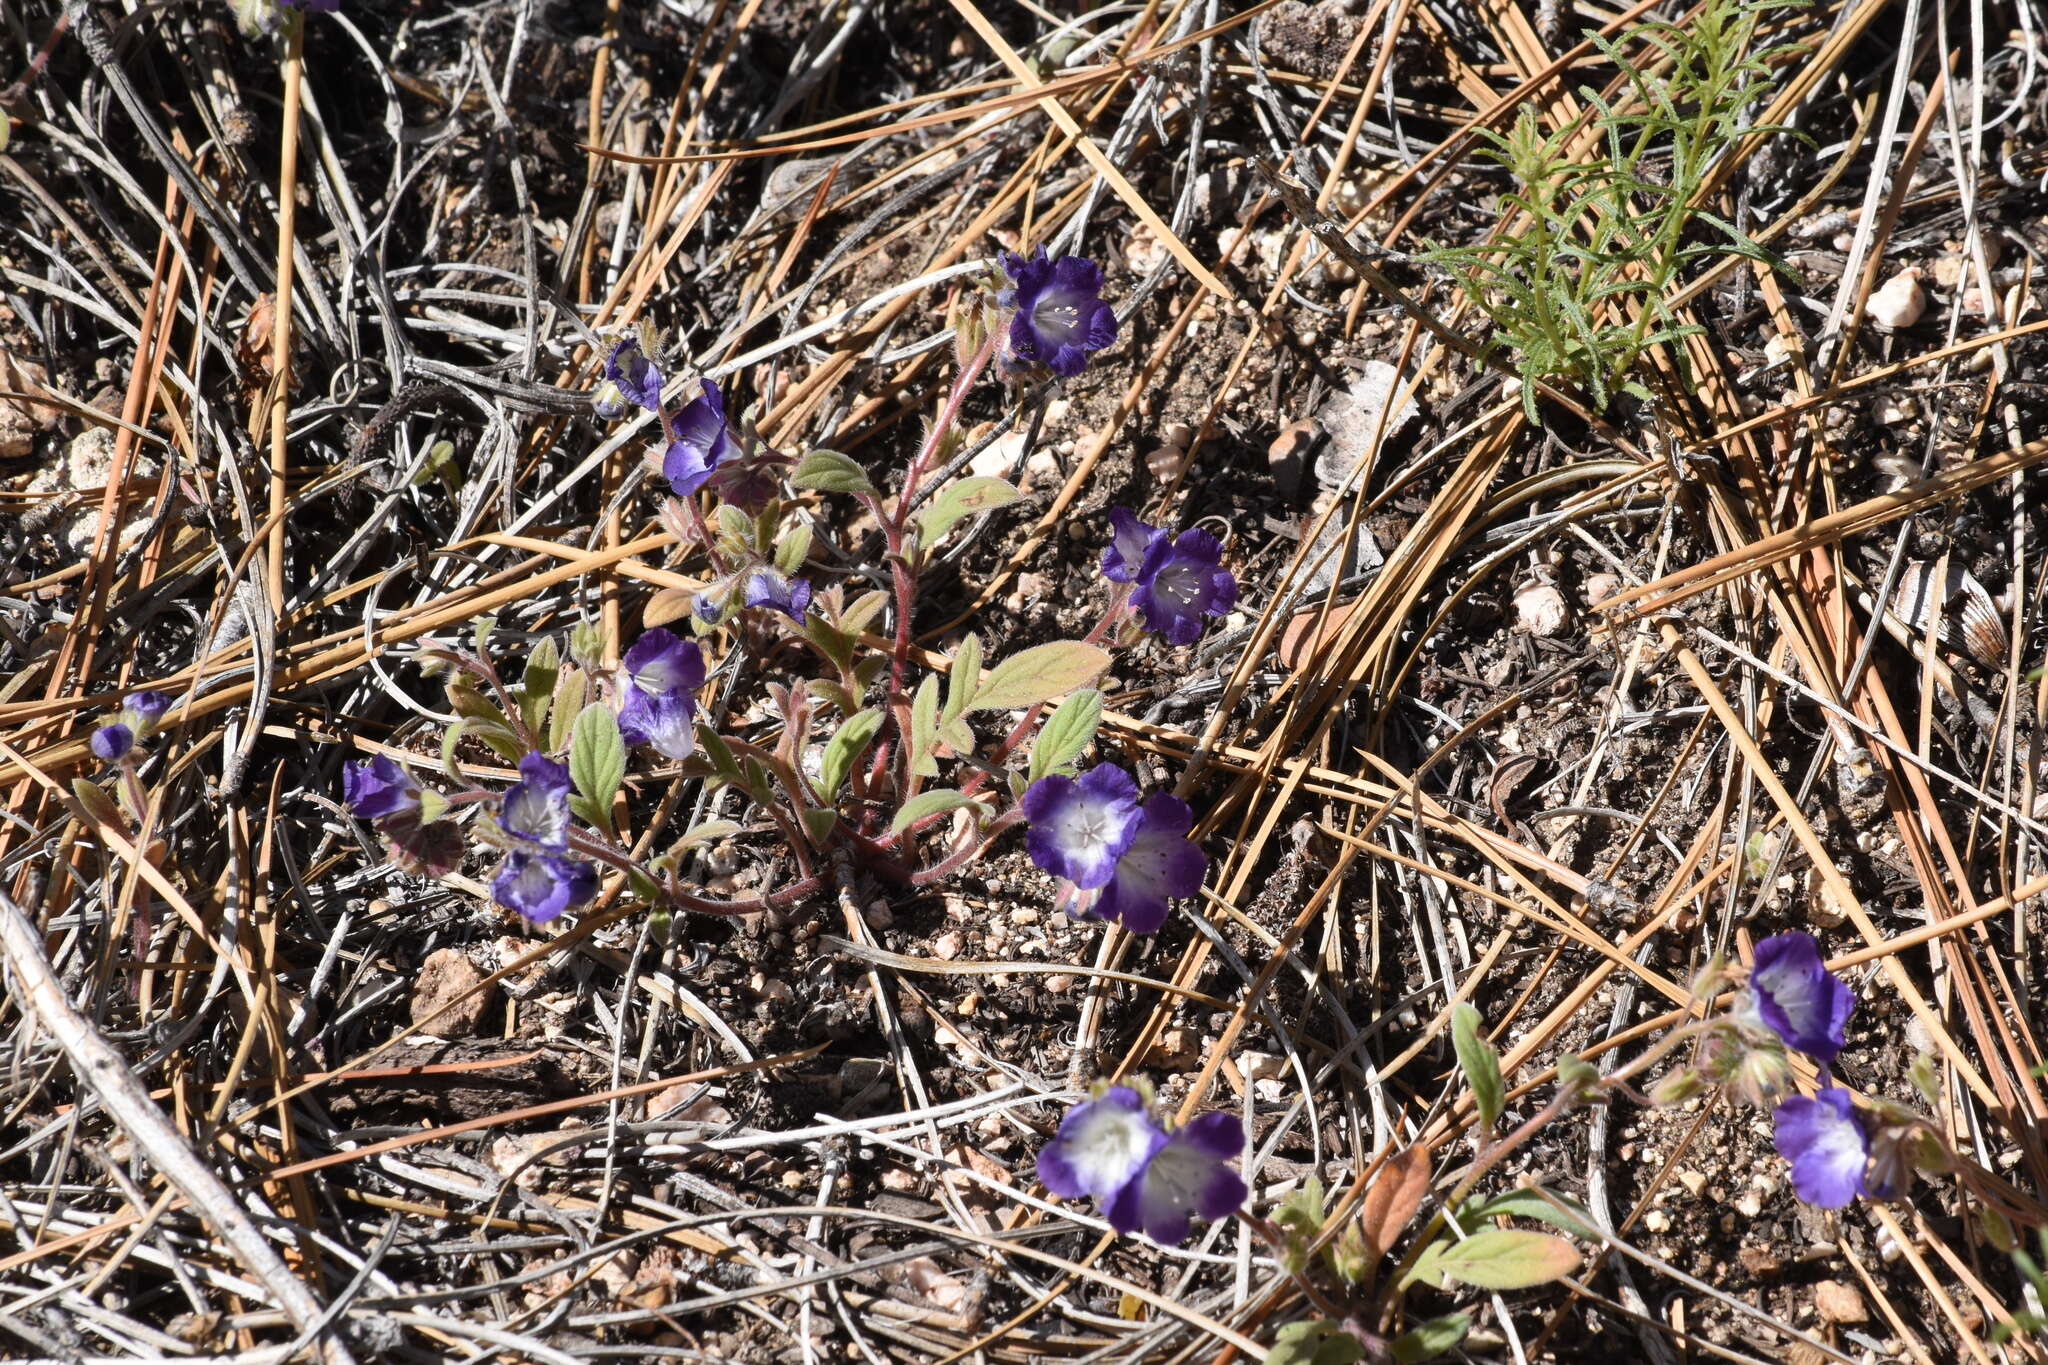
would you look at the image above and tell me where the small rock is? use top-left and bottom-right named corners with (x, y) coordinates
top-left (0, 349), bottom-right (54, 459)
top-left (411, 948), bottom-right (490, 1038)
top-left (1583, 572), bottom-right (1623, 605)
top-left (1644, 1209), bottom-right (1671, 1233)
top-left (1267, 419), bottom-right (1316, 499)
top-left (1677, 1169), bottom-right (1706, 1197)
top-left (969, 430), bottom-right (1027, 480)
top-left (1145, 445), bottom-right (1181, 479)
top-left (1813, 1280), bottom-right (1867, 1324)
top-left (879, 1167), bottom-right (918, 1192)
top-left (1044, 974), bottom-right (1075, 994)
top-left (1732, 1190), bottom-right (1764, 1218)
top-left (1875, 396), bottom-right (1919, 425)
top-left (1313, 362), bottom-right (1422, 494)
top-left (1124, 220), bottom-right (1169, 277)
top-left (1864, 270), bottom-right (1927, 330)
top-left (1146, 1027), bottom-right (1199, 1067)
top-left (1514, 582), bottom-right (1570, 637)
top-left (1009, 908), bottom-right (1040, 925)
top-left (1763, 332), bottom-right (1801, 367)
top-left (647, 1084), bottom-right (732, 1125)
top-left (931, 930), bottom-right (965, 961)
top-left (1239, 1050), bottom-right (1287, 1082)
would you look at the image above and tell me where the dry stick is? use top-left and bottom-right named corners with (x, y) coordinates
top-left (0, 888), bottom-right (350, 1364)
top-left (265, 20), bottom-right (306, 617)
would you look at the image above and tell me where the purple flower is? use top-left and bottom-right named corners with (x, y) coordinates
top-left (624, 628), bottom-right (707, 696)
top-left (90, 723), bottom-right (134, 762)
top-left (125, 691), bottom-right (171, 731)
top-left (595, 337), bottom-right (662, 418)
top-left (500, 753), bottom-right (572, 849)
top-left (1105, 1112), bottom-right (1247, 1243)
top-left (1747, 932), bottom-right (1854, 1067)
top-left (492, 849), bottom-right (599, 923)
top-left (1090, 794), bottom-right (1206, 934)
top-left (745, 569), bottom-right (813, 623)
top-left (1101, 508), bottom-right (1168, 584)
top-left (663, 379), bottom-right (742, 496)
top-left (343, 754), bottom-right (420, 821)
top-left (998, 247), bottom-right (1118, 377)
top-left (1023, 764), bottom-right (1141, 891)
top-left (619, 686), bottom-right (698, 760)
top-left (1038, 1087), bottom-right (1165, 1202)
top-left (617, 629), bottom-right (705, 760)
top-left (1772, 1089), bottom-right (1870, 1208)
top-left (1131, 529), bottom-right (1235, 645)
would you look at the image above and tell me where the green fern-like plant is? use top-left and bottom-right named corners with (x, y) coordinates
top-left (1423, 0), bottom-right (1804, 420)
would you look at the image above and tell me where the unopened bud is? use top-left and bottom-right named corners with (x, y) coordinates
top-left (591, 379), bottom-right (629, 421)
top-left (1556, 1052), bottom-right (1603, 1106)
top-left (1730, 1045), bottom-right (1793, 1108)
top-left (1649, 1067), bottom-right (1708, 1107)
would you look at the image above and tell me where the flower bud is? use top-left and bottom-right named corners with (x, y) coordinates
top-left (1649, 1066), bottom-right (1709, 1107)
top-left (1730, 1044), bottom-right (1794, 1108)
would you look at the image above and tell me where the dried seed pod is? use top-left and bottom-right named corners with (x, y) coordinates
top-left (1890, 561), bottom-right (2008, 666)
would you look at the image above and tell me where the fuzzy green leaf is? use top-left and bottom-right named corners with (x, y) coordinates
top-left (943, 633), bottom-right (983, 721)
top-left (1028, 688), bottom-right (1102, 780)
top-left (1451, 1003), bottom-right (1504, 1130)
top-left (791, 449), bottom-right (877, 495)
top-left (1266, 1321), bottom-right (1364, 1365)
top-left (569, 702), bottom-right (626, 832)
top-left (910, 675), bottom-right (942, 778)
top-left (916, 476), bottom-right (1021, 543)
top-left (775, 523), bottom-right (813, 575)
top-left (969, 642), bottom-right (1110, 713)
top-left (1457, 1188), bottom-right (1599, 1241)
top-left (673, 819), bottom-right (743, 851)
top-left (840, 589), bottom-right (891, 640)
top-left (818, 708), bottom-right (884, 801)
top-left (889, 789), bottom-right (985, 834)
top-left (1430, 1228), bottom-right (1581, 1290)
top-left (1390, 1314), bottom-right (1471, 1363)
top-left (519, 637), bottom-right (560, 740)
top-left (71, 778), bottom-right (122, 828)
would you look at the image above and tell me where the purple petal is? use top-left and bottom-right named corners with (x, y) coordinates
top-left (663, 381), bottom-right (739, 496)
top-left (343, 754), bottom-right (419, 821)
top-left (1022, 765), bottom-right (1141, 889)
top-left (1001, 247), bottom-right (1115, 377)
top-left (1132, 530), bottom-right (1236, 645)
top-left (617, 684), bottom-right (697, 760)
top-left (1037, 1087), bottom-right (1164, 1202)
top-left (623, 629), bottom-right (706, 696)
top-left (500, 753), bottom-right (572, 849)
top-left (1127, 1113), bottom-right (1246, 1244)
top-left (745, 570), bottom-right (812, 622)
top-left (604, 338), bottom-right (664, 412)
top-left (493, 851), bottom-right (599, 923)
top-left (91, 723), bottom-right (134, 762)
top-left (1750, 932), bottom-right (1854, 1065)
top-left (1094, 795), bottom-right (1206, 934)
top-left (1102, 507), bottom-right (1168, 584)
top-left (125, 690), bottom-right (171, 729)
top-left (1773, 1089), bottom-right (1868, 1208)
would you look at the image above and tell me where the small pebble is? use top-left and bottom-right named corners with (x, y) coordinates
top-left (1864, 269), bottom-right (1927, 329)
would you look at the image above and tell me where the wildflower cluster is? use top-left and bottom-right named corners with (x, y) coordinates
top-left (89, 690), bottom-right (171, 764)
top-left (335, 246), bottom-right (1244, 952)
top-left (1037, 1083), bottom-right (1246, 1243)
top-left (1653, 932), bottom-right (1945, 1209)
